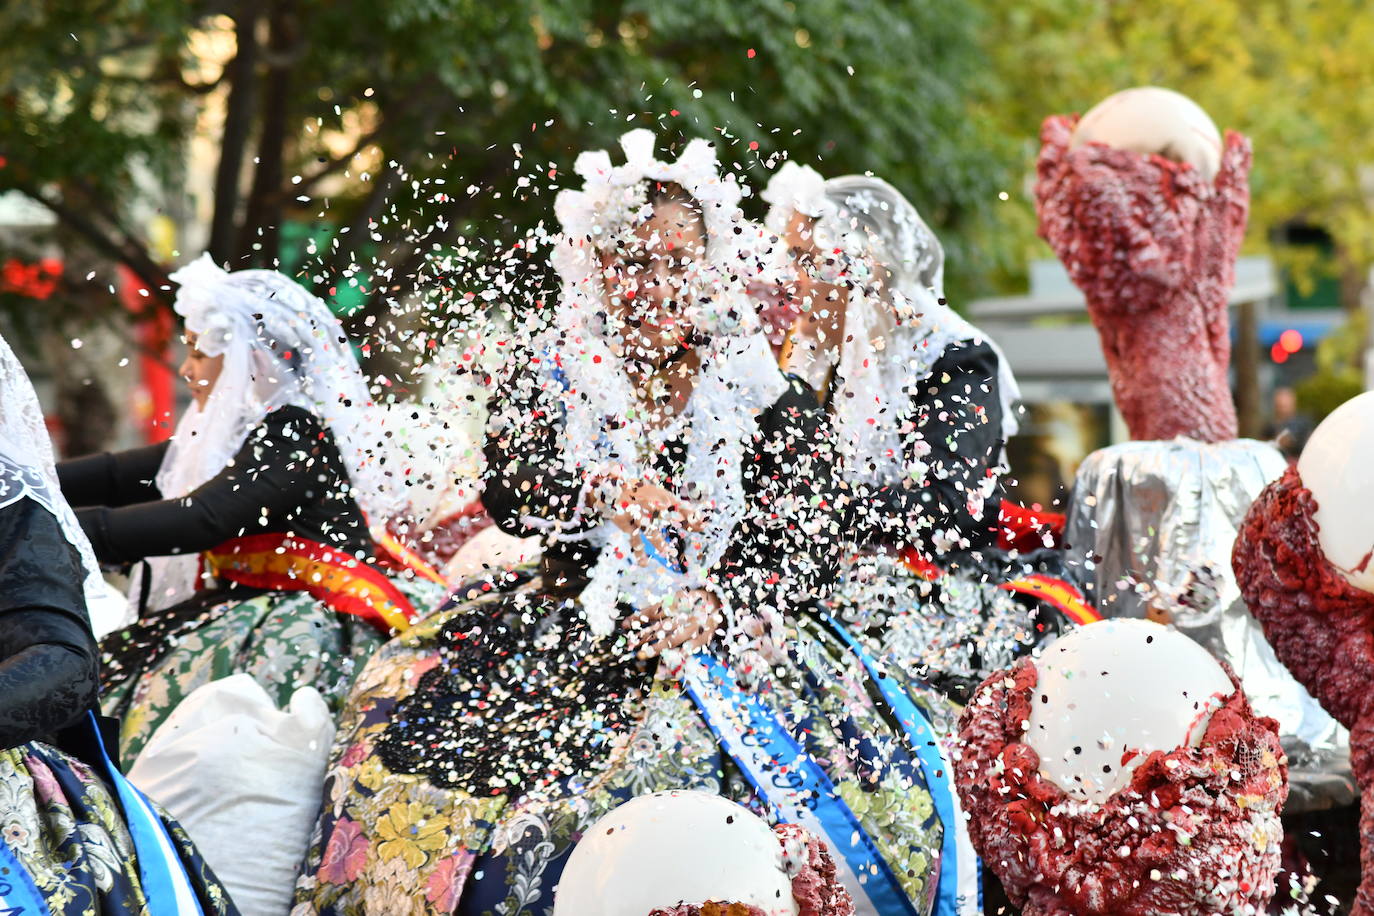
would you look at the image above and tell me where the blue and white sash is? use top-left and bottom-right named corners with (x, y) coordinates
top-left (683, 652), bottom-right (920, 916)
top-left (1, 715), bottom-right (203, 915)
top-left (821, 618), bottom-right (981, 916)
top-left (83, 712), bottom-right (205, 916)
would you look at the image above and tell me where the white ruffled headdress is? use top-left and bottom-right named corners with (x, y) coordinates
top-left (763, 163), bottom-right (1021, 490)
top-left (139, 255), bottom-right (403, 611)
top-left (534, 129), bottom-right (787, 636)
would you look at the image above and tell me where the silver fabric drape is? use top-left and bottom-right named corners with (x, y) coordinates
top-left (1063, 437), bottom-right (1346, 767)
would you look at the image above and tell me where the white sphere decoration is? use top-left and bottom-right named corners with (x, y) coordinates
top-left (553, 791), bottom-right (798, 916)
top-left (1070, 86), bottom-right (1224, 183)
top-left (1298, 390), bottom-right (1374, 594)
top-left (1026, 619), bottom-right (1234, 806)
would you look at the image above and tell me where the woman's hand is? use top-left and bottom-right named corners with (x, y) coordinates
top-left (736, 612), bottom-right (788, 666)
top-left (589, 473), bottom-right (700, 567)
top-left (624, 589), bottom-right (723, 660)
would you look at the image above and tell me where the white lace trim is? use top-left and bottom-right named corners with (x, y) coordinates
top-left (535, 131), bottom-right (788, 639)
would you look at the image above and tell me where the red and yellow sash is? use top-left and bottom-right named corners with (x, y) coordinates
top-left (204, 533), bottom-right (421, 633)
top-left (998, 573), bottom-right (1101, 625)
top-left (372, 527), bottom-right (448, 586)
top-left (898, 545), bottom-right (1101, 626)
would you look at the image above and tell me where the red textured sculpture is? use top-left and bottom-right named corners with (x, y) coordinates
top-left (773, 824), bottom-right (855, 916)
top-left (956, 658), bottom-right (1287, 915)
top-left (1234, 466), bottom-right (1374, 914)
top-left (1034, 113), bottom-right (1252, 443)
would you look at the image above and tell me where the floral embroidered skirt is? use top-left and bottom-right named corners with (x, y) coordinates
top-left (98, 577), bottom-right (447, 762)
top-left (0, 740), bottom-right (238, 915)
top-left (291, 566), bottom-right (955, 916)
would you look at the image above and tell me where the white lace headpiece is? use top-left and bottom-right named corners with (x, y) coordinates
top-left (0, 332), bottom-right (111, 619)
top-left (550, 128), bottom-right (763, 337)
top-left (764, 164), bottom-right (1021, 487)
top-left (139, 254), bottom-right (404, 610)
top-left (532, 129), bottom-right (787, 635)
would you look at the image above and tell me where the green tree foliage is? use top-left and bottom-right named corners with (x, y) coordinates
top-left (0, 0), bottom-right (1006, 335)
top-left (971, 0), bottom-right (1374, 300)
top-left (1297, 310), bottom-right (1368, 421)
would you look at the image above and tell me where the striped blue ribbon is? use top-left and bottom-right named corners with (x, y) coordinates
top-left (0, 716), bottom-right (204, 916)
top-left (683, 652), bottom-right (918, 916)
top-left (821, 618), bottom-right (979, 916)
top-left (638, 531), bottom-right (686, 574)
top-left (84, 712), bottom-right (205, 916)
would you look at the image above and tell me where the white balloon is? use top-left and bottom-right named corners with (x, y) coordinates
top-left (1026, 619), bottom-right (1234, 805)
top-left (1298, 390), bottom-right (1374, 594)
top-left (554, 791), bottom-right (798, 916)
top-left (1070, 86), bottom-right (1224, 183)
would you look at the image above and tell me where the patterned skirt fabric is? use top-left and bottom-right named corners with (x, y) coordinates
top-left (98, 577), bottom-right (448, 762)
top-left (0, 740), bottom-right (238, 915)
top-left (292, 566), bottom-right (955, 916)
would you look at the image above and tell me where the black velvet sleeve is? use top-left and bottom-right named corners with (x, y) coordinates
top-left (480, 364), bottom-right (590, 538)
top-left (75, 407), bottom-right (335, 566)
top-left (710, 375), bottom-right (842, 618)
top-left (0, 497), bottom-right (100, 750)
top-left (858, 339), bottom-right (1006, 554)
top-left (58, 441), bottom-right (169, 508)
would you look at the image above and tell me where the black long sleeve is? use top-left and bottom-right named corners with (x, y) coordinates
top-left (853, 339), bottom-right (1006, 555)
top-left (75, 406), bottom-right (373, 566)
top-left (481, 363), bottom-right (842, 614)
top-left (711, 375), bottom-right (842, 616)
top-left (58, 441), bottom-right (169, 508)
top-left (0, 497), bottom-right (99, 750)
top-left (480, 365), bottom-right (589, 539)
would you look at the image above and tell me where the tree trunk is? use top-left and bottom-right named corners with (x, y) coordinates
top-left (209, 5), bottom-right (263, 265)
top-left (1234, 298), bottom-right (1262, 439)
top-left (238, 0), bottom-right (296, 267)
top-left (22, 180), bottom-right (171, 297)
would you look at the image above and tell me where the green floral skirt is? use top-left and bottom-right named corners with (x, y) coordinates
top-left (0, 740), bottom-right (237, 915)
top-left (292, 567), bottom-right (954, 916)
top-left (99, 577), bottom-right (447, 762)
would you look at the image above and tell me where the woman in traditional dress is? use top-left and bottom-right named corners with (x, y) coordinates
top-left (293, 131), bottom-right (974, 916)
top-left (0, 331), bottom-right (238, 915)
top-left (58, 256), bottom-right (446, 760)
top-left (762, 165), bottom-right (1091, 700)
